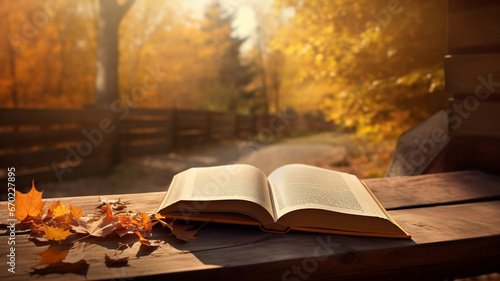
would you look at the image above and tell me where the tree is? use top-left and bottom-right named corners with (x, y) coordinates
top-left (201, 2), bottom-right (254, 112)
top-left (94, 0), bottom-right (134, 109)
top-left (272, 0), bottom-right (448, 139)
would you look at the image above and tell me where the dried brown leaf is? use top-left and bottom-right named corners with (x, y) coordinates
top-left (72, 216), bottom-right (120, 238)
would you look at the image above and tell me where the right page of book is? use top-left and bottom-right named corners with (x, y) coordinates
top-left (267, 164), bottom-right (388, 220)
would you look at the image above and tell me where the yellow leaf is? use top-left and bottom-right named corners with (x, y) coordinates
top-left (43, 225), bottom-right (73, 241)
top-left (49, 201), bottom-right (69, 218)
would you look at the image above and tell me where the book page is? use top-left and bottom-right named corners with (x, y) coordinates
top-left (267, 164), bottom-right (387, 219)
top-left (160, 164), bottom-right (275, 220)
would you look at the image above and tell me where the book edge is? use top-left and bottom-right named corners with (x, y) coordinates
top-left (360, 179), bottom-right (411, 238)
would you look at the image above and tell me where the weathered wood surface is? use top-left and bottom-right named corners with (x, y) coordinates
top-left (1, 170), bottom-right (500, 281)
top-left (366, 170), bottom-right (500, 210)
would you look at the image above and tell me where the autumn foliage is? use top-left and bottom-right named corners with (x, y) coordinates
top-left (1, 0), bottom-right (448, 140)
top-left (2, 182), bottom-right (200, 273)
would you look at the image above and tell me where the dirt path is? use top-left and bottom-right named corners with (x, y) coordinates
top-left (43, 137), bottom-right (349, 198)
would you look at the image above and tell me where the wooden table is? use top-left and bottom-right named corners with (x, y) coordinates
top-left (2, 170), bottom-right (500, 281)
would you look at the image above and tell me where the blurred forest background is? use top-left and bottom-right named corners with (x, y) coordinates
top-left (0, 0), bottom-right (448, 141)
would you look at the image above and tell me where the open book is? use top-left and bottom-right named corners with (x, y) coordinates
top-left (156, 164), bottom-right (410, 239)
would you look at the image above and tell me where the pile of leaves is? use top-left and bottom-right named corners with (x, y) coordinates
top-left (2, 182), bottom-right (200, 274)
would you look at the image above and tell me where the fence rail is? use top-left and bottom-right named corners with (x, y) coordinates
top-left (0, 108), bottom-right (333, 187)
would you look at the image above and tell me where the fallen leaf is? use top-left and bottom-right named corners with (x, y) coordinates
top-left (102, 203), bottom-right (114, 220)
top-left (72, 216), bottom-right (120, 238)
top-left (104, 253), bottom-right (129, 267)
top-left (154, 213), bottom-right (167, 220)
top-left (98, 197), bottom-right (129, 213)
top-left (29, 223), bottom-right (48, 242)
top-left (138, 212), bottom-right (157, 232)
top-left (168, 220), bottom-right (199, 242)
top-left (69, 204), bottom-right (83, 219)
top-left (48, 201), bottom-right (69, 218)
top-left (42, 225), bottom-right (73, 241)
top-left (135, 231), bottom-right (161, 247)
top-left (8, 181), bottom-right (45, 222)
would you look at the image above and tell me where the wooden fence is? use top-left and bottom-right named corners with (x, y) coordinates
top-left (0, 108), bottom-right (333, 187)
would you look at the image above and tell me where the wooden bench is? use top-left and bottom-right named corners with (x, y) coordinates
top-left (2, 170), bottom-right (499, 281)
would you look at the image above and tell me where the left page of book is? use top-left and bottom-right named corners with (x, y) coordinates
top-left (157, 164), bottom-right (276, 224)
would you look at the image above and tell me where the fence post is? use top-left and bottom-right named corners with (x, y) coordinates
top-left (110, 112), bottom-right (122, 166)
top-left (234, 113), bottom-right (239, 138)
top-left (251, 113), bottom-right (257, 136)
top-left (206, 110), bottom-right (211, 142)
top-left (170, 108), bottom-right (177, 149)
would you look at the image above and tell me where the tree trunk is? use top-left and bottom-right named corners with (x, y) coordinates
top-left (94, 0), bottom-right (134, 168)
top-left (94, 0), bottom-right (134, 109)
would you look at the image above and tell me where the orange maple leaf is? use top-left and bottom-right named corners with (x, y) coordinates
top-left (43, 225), bottom-right (73, 241)
top-left (12, 181), bottom-right (45, 221)
top-left (69, 204), bottom-right (83, 219)
top-left (138, 212), bottom-right (157, 232)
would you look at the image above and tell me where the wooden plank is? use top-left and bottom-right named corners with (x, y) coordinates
top-left (121, 119), bottom-right (170, 129)
top-left (210, 132), bottom-right (234, 140)
top-left (444, 54), bottom-right (500, 95)
top-left (1, 191), bottom-right (499, 281)
top-left (448, 0), bottom-right (500, 54)
top-left (210, 125), bottom-right (234, 132)
top-left (0, 128), bottom-right (83, 148)
top-left (0, 160), bottom-right (112, 192)
top-left (176, 122), bottom-right (207, 131)
top-left (0, 141), bottom-right (114, 169)
top-left (365, 170), bottom-right (500, 210)
top-left (210, 113), bottom-right (236, 124)
top-left (448, 98), bottom-right (500, 138)
top-left (120, 130), bottom-right (170, 142)
top-left (128, 108), bottom-right (172, 116)
top-left (176, 129), bottom-right (204, 137)
top-left (121, 142), bottom-right (170, 157)
top-left (0, 108), bottom-right (115, 126)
